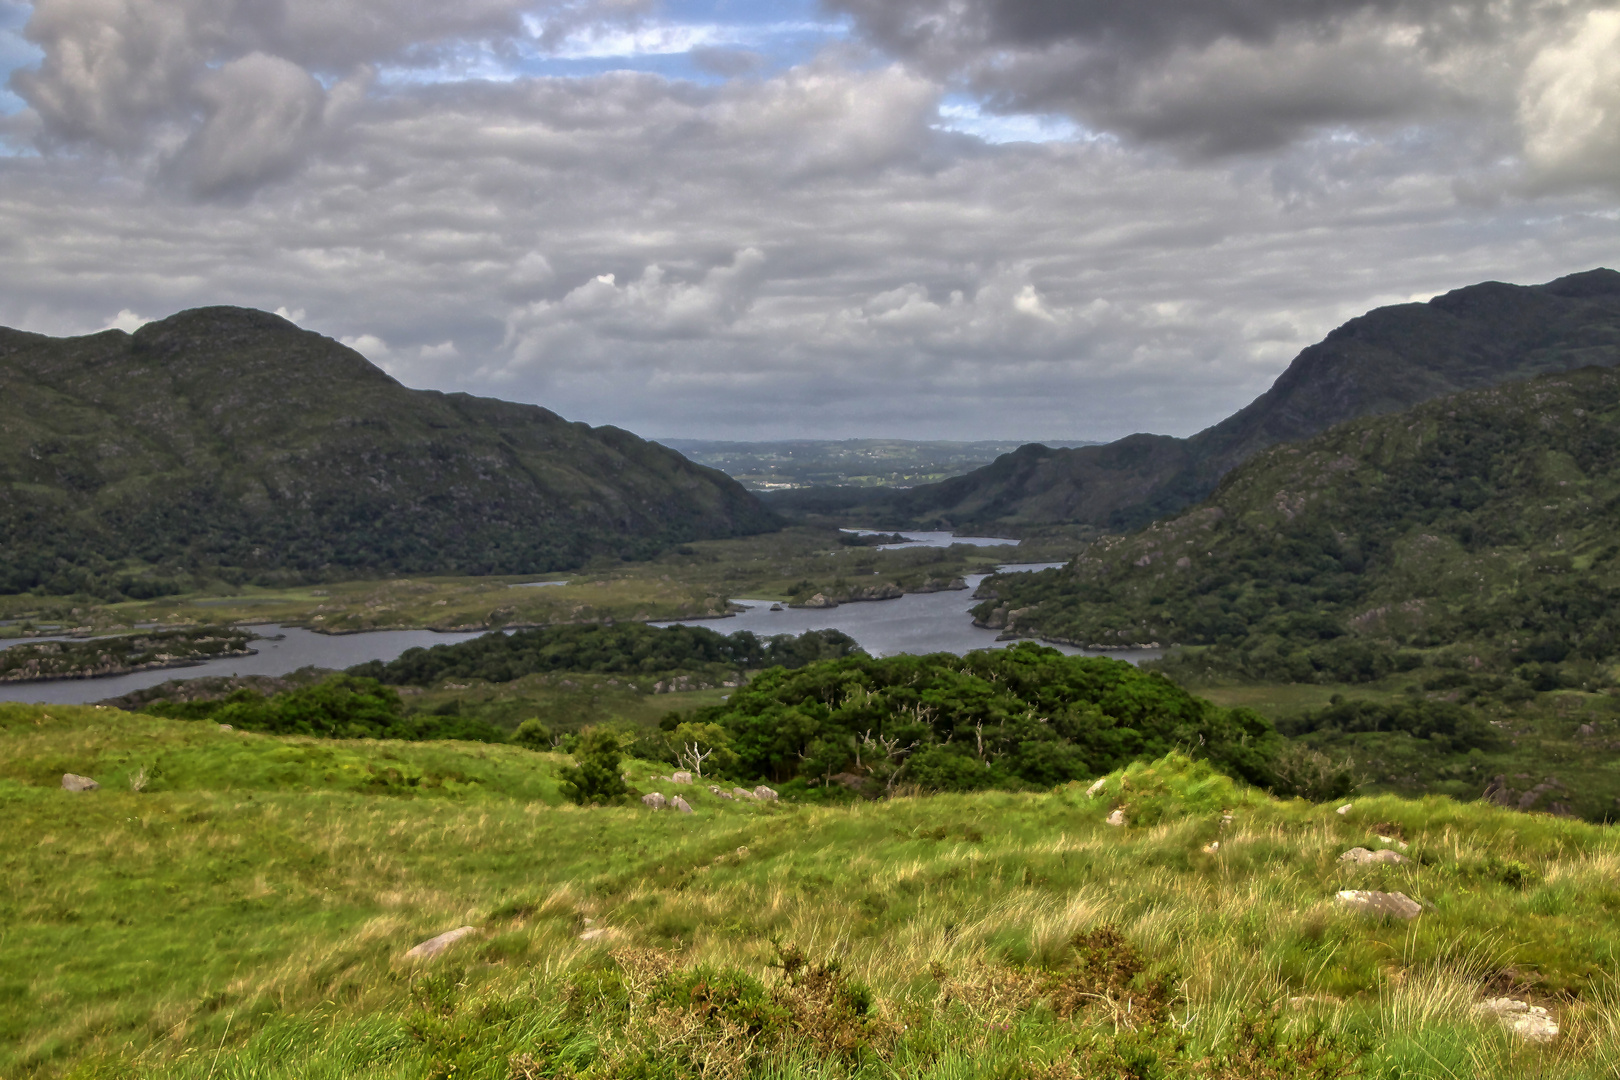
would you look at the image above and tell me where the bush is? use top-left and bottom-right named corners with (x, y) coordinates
top-left (558, 728), bottom-right (632, 806)
top-left (511, 718), bottom-right (554, 751)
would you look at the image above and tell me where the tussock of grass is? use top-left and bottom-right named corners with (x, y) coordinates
top-left (5, 704), bottom-right (1620, 1077)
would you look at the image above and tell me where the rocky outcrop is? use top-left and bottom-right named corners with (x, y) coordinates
top-left (61, 773), bottom-right (99, 792)
top-left (1483, 774), bottom-right (1577, 816)
top-left (1339, 847), bottom-right (1409, 865)
top-left (642, 792), bottom-right (668, 809)
top-left (1335, 889), bottom-right (1421, 919)
top-left (403, 926), bottom-right (478, 961)
top-left (1476, 998), bottom-right (1559, 1042)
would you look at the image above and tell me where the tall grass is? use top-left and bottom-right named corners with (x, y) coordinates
top-left (4, 704), bottom-right (1620, 1077)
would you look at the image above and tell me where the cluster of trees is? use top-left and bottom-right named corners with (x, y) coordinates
top-left (668, 644), bottom-right (1282, 795)
top-left (144, 675), bottom-right (511, 742)
top-left (1277, 697), bottom-right (1501, 753)
top-left (349, 624), bottom-right (863, 686)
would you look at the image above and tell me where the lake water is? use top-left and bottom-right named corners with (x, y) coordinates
top-left (841, 529), bottom-right (1018, 550)
top-left (0, 624), bottom-right (488, 705)
top-left (0, 560), bottom-right (1156, 705)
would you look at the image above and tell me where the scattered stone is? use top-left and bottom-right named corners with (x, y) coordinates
top-left (672, 796), bottom-right (693, 814)
top-left (735, 846), bottom-right (749, 857)
top-left (642, 792), bottom-right (668, 810)
top-left (707, 786), bottom-right (733, 799)
top-left (1202, 841), bottom-right (1220, 854)
top-left (1578, 723), bottom-right (1597, 736)
top-left (671, 771), bottom-right (693, 784)
top-left (1085, 777), bottom-right (1108, 798)
top-left (1374, 834), bottom-right (1410, 850)
top-left (218, 723), bottom-right (233, 731)
top-left (404, 926), bottom-right (478, 961)
top-left (61, 773), bottom-right (99, 792)
top-left (1336, 803), bottom-right (1353, 815)
top-left (1339, 847), bottom-right (1409, 865)
top-left (769, 604), bottom-right (783, 611)
top-left (798, 593), bottom-right (837, 609)
top-left (1335, 889), bottom-right (1421, 919)
top-left (1105, 809), bottom-right (1126, 827)
top-left (753, 786), bottom-right (778, 801)
top-left (732, 787), bottom-right (755, 800)
top-left (1476, 998), bottom-right (1559, 1042)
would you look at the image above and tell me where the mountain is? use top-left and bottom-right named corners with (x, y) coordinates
top-left (775, 268), bottom-right (1620, 531)
top-left (0, 307), bottom-right (778, 595)
top-left (972, 362), bottom-right (1620, 682)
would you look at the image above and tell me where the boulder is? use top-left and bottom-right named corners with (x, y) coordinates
top-left (798, 593), bottom-right (837, 609)
top-left (1475, 997), bottom-right (1558, 1042)
top-left (1105, 809), bottom-right (1126, 827)
top-left (61, 773), bottom-right (99, 792)
top-left (1339, 847), bottom-right (1409, 865)
top-left (672, 796), bottom-right (693, 814)
top-left (769, 603), bottom-right (783, 611)
top-left (1577, 723), bottom-right (1597, 736)
top-left (753, 786), bottom-right (778, 801)
top-left (1335, 803), bottom-right (1353, 815)
top-left (1202, 841), bottom-right (1220, 854)
top-left (1085, 777), bottom-right (1108, 798)
top-left (732, 787), bottom-right (755, 800)
top-left (1335, 889), bottom-right (1421, 919)
top-left (671, 771), bottom-right (693, 784)
top-left (403, 926), bottom-right (478, 961)
top-left (642, 792), bottom-right (668, 810)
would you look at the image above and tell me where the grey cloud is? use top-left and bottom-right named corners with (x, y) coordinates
top-left (0, 60), bottom-right (1617, 440)
top-left (7, 0), bottom-right (649, 187)
top-left (827, 0), bottom-right (1579, 158)
top-left (690, 46), bottom-right (765, 79)
top-left (174, 52), bottom-right (326, 194)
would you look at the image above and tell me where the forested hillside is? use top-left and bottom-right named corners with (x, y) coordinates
top-left (773, 268), bottom-right (1620, 532)
top-left (0, 307), bottom-right (778, 596)
top-left (974, 363), bottom-right (1620, 683)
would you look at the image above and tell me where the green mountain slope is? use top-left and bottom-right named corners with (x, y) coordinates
top-left (0, 307), bottom-right (778, 595)
top-left (973, 363), bottom-right (1620, 676)
top-left (785, 268), bottom-right (1620, 531)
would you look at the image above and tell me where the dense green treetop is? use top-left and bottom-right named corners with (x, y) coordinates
top-left (348, 623), bottom-right (863, 686)
top-left (0, 307), bottom-right (778, 596)
top-left (683, 644), bottom-right (1280, 793)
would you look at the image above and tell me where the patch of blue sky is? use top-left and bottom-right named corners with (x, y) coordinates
top-left (933, 98), bottom-right (1091, 145)
top-left (0, 5), bottom-right (42, 117)
top-left (379, 0), bottom-right (847, 88)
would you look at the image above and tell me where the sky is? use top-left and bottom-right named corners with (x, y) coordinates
top-left (1, 0), bottom-right (1618, 442)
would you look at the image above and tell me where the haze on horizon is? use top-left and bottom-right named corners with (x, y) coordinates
top-left (1, 0), bottom-right (1618, 443)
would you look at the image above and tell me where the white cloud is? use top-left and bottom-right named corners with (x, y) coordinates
top-left (1521, 10), bottom-right (1620, 191)
top-left (105, 308), bottom-right (150, 332)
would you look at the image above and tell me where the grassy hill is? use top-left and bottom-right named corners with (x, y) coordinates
top-left (5, 704), bottom-right (1620, 1078)
top-left (776, 268), bottom-right (1620, 533)
top-left (0, 307), bottom-right (778, 598)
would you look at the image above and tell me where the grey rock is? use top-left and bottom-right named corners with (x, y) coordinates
top-left (404, 926), bottom-right (478, 961)
top-left (753, 785), bottom-right (778, 801)
top-left (733, 787), bottom-right (755, 800)
top-left (671, 771), bottom-right (693, 784)
top-left (1475, 997), bottom-right (1559, 1042)
top-left (1335, 889), bottom-right (1422, 919)
top-left (1339, 847), bottom-right (1409, 865)
top-left (769, 603), bottom-right (783, 611)
top-left (1105, 809), bottom-right (1126, 827)
top-left (672, 796), bottom-right (693, 814)
top-left (61, 773), bottom-right (99, 792)
top-left (1335, 803), bottom-right (1353, 815)
top-left (1084, 777), bottom-right (1108, 798)
top-left (1578, 723), bottom-right (1597, 736)
top-left (642, 792), bottom-right (668, 810)
top-left (797, 593), bottom-right (837, 609)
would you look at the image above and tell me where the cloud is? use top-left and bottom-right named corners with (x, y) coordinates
top-left (828, 0), bottom-right (1598, 160)
top-left (174, 52), bottom-right (326, 194)
top-left (1520, 10), bottom-right (1620, 192)
top-left (105, 308), bottom-right (150, 332)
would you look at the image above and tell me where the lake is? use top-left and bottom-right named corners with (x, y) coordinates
top-left (0, 561), bottom-right (1157, 705)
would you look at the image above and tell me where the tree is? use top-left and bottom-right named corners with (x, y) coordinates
top-left (512, 718), bottom-right (554, 751)
top-left (558, 728), bottom-right (632, 805)
top-left (671, 721), bottom-right (736, 778)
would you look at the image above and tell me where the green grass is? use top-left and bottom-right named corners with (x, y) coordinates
top-left (6, 704), bottom-right (1620, 1078)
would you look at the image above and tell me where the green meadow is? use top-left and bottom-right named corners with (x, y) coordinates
top-left (5, 703), bottom-right (1620, 1078)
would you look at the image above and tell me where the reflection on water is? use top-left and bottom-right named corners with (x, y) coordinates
top-left (0, 558), bottom-right (1153, 707)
